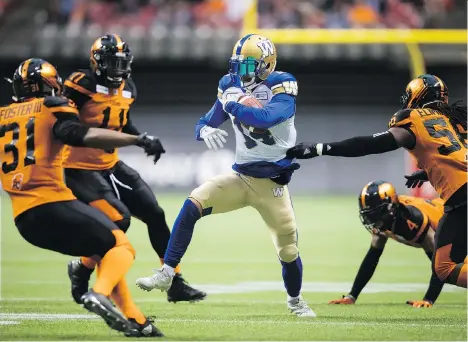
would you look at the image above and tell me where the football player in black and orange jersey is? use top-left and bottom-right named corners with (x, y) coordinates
top-left (0, 58), bottom-right (164, 336)
top-left (62, 34), bottom-right (206, 304)
top-left (288, 74), bottom-right (467, 288)
top-left (329, 181), bottom-right (445, 308)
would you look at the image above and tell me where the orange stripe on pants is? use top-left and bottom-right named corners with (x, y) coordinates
top-left (90, 199), bottom-right (124, 222)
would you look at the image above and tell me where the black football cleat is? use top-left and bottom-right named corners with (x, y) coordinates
top-left (68, 259), bottom-right (94, 304)
top-left (81, 290), bottom-right (130, 333)
top-left (124, 317), bottom-right (164, 338)
top-left (167, 274), bottom-right (207, 303)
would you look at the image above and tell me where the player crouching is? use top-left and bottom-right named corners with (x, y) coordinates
top-left (329, 181), bottom-right (445, 308)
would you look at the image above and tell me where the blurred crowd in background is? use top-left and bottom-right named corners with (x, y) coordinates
top-left (35, 0), bottom-right (461, 30)
top-left (259, 0), bottom-right (457, 29)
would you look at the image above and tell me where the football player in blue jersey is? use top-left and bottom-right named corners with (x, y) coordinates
top-left (136, 34), bottom-right (315, 317)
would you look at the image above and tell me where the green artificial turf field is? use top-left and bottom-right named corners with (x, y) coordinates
top-left (0, 194), bottom-right (466, 340)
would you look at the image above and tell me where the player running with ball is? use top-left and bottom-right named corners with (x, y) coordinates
top-left (136, 34), bottom-right (316, 317)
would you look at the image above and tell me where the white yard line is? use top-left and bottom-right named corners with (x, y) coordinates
top-left (0, 313), bottom-right (465, 328)
top-left (3, 281), bottom-right (465, 294)
top-left (0, 320), bottom-right (20, 325)
top-left (1, 297), bottom-right (465, 308)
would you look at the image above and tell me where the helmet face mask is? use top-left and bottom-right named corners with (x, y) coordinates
top-left (229, 34), bottom-right (277, 88)
top-left (229, 56), bottom-right (258, 82)
top-left (91, 34), bottom-right (133, 88)
top-left (358, 181), bottom-right (398, 234)
top-left (359, 202), bottom-right (396, 234)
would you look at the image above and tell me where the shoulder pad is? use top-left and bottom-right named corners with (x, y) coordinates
top-left (124, 77), bottom-right (137, 99)
top-left (217, 74), bottom-right (242, 99)
top-left (44, 96), bottom-right (78, 116)
top-left (44, 96), bottom-right (74, 108)
top-left (388, 109), bottom-right (413, 128)
top-left (405, 204), bottom-right (425, 226)
top-left (264, 71), bottom-right (298, 96)
top-left (64, 69), bottom-right (96, 96)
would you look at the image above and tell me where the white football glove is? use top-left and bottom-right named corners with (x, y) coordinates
top-left (221, 87), bottom-right (245, 112)
top-left (199, 126), bottom-right (228, 150)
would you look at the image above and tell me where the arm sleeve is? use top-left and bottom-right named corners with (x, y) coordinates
top-left (195, 99), bottom-right (229, 140)
top-left (224, 93), bottom-right (295, 129)
top-left (349, 246), bottom-right (385, 299)
top-left (122, 111), bottom-right (141, 136)
top-left (423, 272), bottom-right (444, 303)
top-left (52, 114), bottom-right (90, 147)
top-left (322, 131), bottom-right (399, 157)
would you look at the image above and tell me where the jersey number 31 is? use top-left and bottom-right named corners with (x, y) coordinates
top-left (0, 118), bottom-right (35, 174)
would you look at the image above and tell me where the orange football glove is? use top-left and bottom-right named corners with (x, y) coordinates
top-left (406, 300), bottom-right (433, 308)
top-left (329, 295), bottom-right (356, 304)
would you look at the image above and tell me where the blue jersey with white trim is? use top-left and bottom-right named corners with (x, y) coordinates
top-left (195, 71), bottom-right (299, 180)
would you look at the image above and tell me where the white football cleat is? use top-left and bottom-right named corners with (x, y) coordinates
top-left (136, 266), bottom-right (174, 292)
top-left (287, 296), bottom-right (317, 317)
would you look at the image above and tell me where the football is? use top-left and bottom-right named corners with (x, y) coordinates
top-left (238, 95), bottom-right (263, 108)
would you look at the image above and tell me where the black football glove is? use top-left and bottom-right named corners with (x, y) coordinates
top-left (286, 143), bottom-right (319, 159)
top-left (137, 133), bottom-right (166, 164)
top-left (404, 169), bottom-right (428, 188)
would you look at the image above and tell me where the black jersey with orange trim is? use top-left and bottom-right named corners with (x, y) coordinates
top-left (389, 108), bottom-right (467, 202)
top-left (62, 69), bottom-right (137, 170)
top-left (0, 96), bottom-right (77, 218)
top-left (378, 196), bottom-right (444, 247)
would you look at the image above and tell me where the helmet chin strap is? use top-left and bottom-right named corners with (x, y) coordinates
top-left (242, 74), bottom-right (263, 91)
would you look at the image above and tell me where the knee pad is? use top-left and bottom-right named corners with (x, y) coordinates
top-left (278, 245), bottom-right (299, 263)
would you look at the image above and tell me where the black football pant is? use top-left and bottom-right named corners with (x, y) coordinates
top-left (15, 200), bottom-right (118, 258)
top-left (65, 161), bottom-right (170, 260)
top-left (433, 184), bottom-right (467, 288)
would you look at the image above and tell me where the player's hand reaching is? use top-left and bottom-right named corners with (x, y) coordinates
top-left (406, 300), bottom-right (433, 308)
top-left (137, 133), bottom-right (166, 164)
top-left (286, 143), bottom-right (320, 159)
top-left (200, 126), bottom-right (228, 150)
top-left (404, 170), bottom-right (429, 188)
top-left (329, 295), bottom-right (356, 305)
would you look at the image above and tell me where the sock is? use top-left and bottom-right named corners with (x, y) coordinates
top-left (111, 278), bottom-right (146, 324)
top-left (163, 199), bottom-right (201, 268)
top-left (93, 230), bottom-right (135, 297)
top-left (160, 258), bottom-right (181, 274)
top-left (81, 256), bottom-right (97, 270)
top-left (281, 256), bottom-right (303, 298)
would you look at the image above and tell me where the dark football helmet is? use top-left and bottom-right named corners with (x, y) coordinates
top-left (400, 74), bottom-right (448, 109)
top-left (12, 58), bottom-right (62, 101)
top-left (90, 34), bottom-right (133, 88)
top-left (359, 180), bottom-right (399, 234)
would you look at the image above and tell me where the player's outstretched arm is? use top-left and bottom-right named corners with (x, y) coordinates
top-left (287, 108), bottom-right (417, 159)
top-left (287, 128), bottom-right (412, 159)
top-left (407, 229), bottom-right (443, 308)
top-left (195, 75), bottom-right (237, 149)
top-left (330, 234), bottom-right (387, 304)
top-left (53, 115), bottom-right (165, 162)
